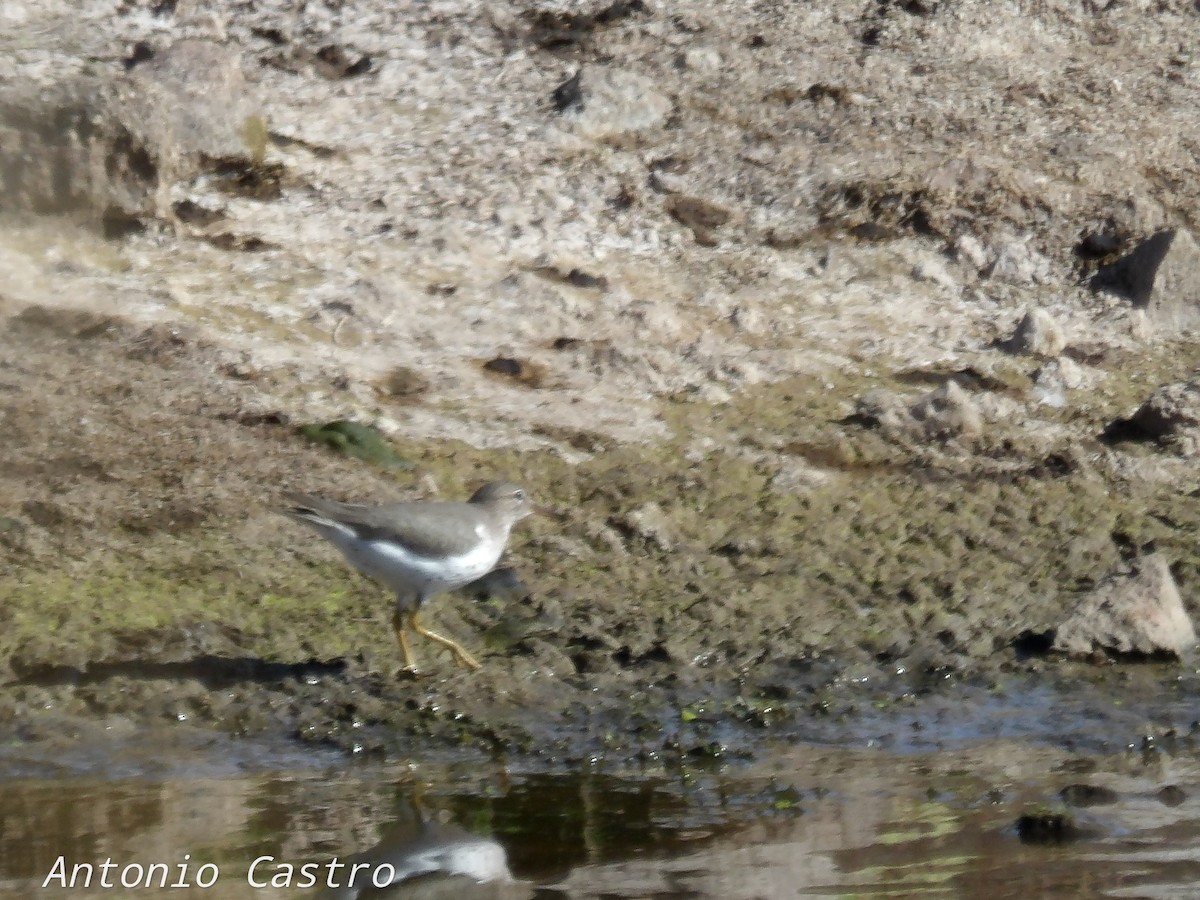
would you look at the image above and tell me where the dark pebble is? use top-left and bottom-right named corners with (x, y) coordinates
top-left (1060, 784), bottom-right (1118, 807)
top-left (1156, 785), bottom-right (1187, 807)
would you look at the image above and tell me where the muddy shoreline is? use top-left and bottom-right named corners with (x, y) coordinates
top-left (2, 0), bottom-right (1200, 769)
top-left (1, 306), bottom-right (1197, 765)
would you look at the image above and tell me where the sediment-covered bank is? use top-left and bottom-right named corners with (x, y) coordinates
top-left (1, 0), bottom-right (1199, 761)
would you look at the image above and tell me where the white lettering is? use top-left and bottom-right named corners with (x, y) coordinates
top-left (120, 863), bottom-right (144, 888)
top-left (171, 855), bottom-right (192, 888)
top-left (247, 856), bottom-right (272, 888)
top-left (270, 863), bottom-right (293, 889)
top-left (371, 862), bottom-right (396, 889)
top-left (44, 855), bottom-right (215, 889)
top-left (296, 862), bottom-right (319, 890)
top-left (195, 863), bottom-right (219, 888)
top-left (145, 862), bottom-right (169, 887)
top-left (324, 859), bottom-right (345, 888)
top-left (347, 862), bottom-right (371, 887)
top-left (42, 856), bottom-right (67, 888)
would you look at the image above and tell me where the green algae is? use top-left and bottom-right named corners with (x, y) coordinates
top-left (0, 563), bottom-right (386, 675)
top-left (297, 420), bottom-right (415, 470)
top-left (240, 115), bottom-right (269, 164)
top-left (5, 327), bottom-right (1200, 755)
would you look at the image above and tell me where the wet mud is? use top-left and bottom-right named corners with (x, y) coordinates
top-left (3, 0), bottom-right (1200, 893)
top-left (2, 306), bottom-right (1199, 765)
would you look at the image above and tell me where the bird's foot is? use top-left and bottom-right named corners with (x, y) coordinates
top-left (395, 664), bottom-right (428, 680)
top-left (452, 651), bottom-right (482, 671)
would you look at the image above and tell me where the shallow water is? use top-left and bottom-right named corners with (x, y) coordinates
top-left (2, 723), bottom-right (1199, 900)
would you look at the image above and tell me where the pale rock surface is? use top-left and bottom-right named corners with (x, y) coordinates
top-left (989, 235), bottom-right (1053, 285)
top-left (1053, 553), bottom-right (1196, 658)
top-left (1035, 357), bottom-right (1085, 391)
top-left (1093, 229), bottom-right (1200, 331)
top-left (855, 381), bottom-right (984, 443)
top-left (618, 502), bottom-right (679, 553)
top-left (1129, 381), bottom-right (1200, 450)
top-left (954, 234), bottom-right (990, 272)
top-left (0, 39), bottom-right (261, 222)
top-left (1032, 356), bottom-right (1086, 407)
top-left (909, 381), bottom-right (984, 442)
top-left (1002, 308), bottom-right (1066, 358)
top-left (561, 66), bottom-right (672, 144)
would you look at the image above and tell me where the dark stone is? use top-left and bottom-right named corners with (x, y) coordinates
top-left (1012, 629), bottom-right (1055, 658)
top-left (850, 221), bottom-right (899, 242)
top-left (171, 199), bottom-right (225, 227)
top-left (1060, 784), bottom-right (1118, 807)
top-left (123, 41), bottom-right (156, 70)
top-left (204, 233), bottom-right (276, 252)
top-left (100, 204), bottom-right (145, 238)
top-left (1016, 811), bottom-right (1085, 844)
top-left (1076, 230), bottom-right (1123, 259)
top-left (21, 500), bottom-right (67, 529)
top-left (313, 45), bottom-right (372, 79)
top-left (528, 2), bottom-right (647, 50)
top-left (380, 366), bottom-right (430, 401)
top-left (207, 158), bottom-right (284, 201)
top-left (565, 268), bottom-right (608, 289)
top-left (1121, 381), bottom-right (1200, 442)
top-left (1156, 785), bottom-right (1187, 807)
top-left (552, 70), bottom-right (584, 112)
top-left (250, 26), bottom-right (287, 45)
top-left (593, 1), bottom-right (646, 26)
top-left (530, 265), bottom-right (608, 290)
top-left (483, 357), bottom-right (523, 377)
top-left (667, 195), bottom-right (730, 229)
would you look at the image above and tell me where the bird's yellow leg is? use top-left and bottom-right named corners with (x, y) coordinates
top-left (410, 612), bottom-right (481, 670)
top-left (392, 608), bottom-right (420, 675)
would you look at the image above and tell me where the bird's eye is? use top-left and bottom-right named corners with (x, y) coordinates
top-left (514, 488), bottom-right (525, 501)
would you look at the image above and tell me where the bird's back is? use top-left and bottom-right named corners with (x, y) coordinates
top-left (280, 493), bottom-right (509, 599)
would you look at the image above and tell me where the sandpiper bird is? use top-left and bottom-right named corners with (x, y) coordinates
top-left (281, 481), bottom-right (550, 673)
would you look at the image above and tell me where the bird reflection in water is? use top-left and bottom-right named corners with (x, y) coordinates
top-left (320, 802), bottom-right (529, 900)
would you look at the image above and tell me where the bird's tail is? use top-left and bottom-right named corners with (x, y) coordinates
top-left (278, 492), bottom-right (347, 527)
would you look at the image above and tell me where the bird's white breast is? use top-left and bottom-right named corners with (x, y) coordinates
top-left (349, 534), bottom-right (504, 596)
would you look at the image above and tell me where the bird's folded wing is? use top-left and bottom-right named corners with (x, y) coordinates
top-left (280, 493), bottom-right (488, 558)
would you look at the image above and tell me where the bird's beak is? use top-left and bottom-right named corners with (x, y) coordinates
top-left (533, 503), bottom-right (566, 523)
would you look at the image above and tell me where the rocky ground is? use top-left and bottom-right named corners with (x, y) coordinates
top-left (1, 0), bottom-right (1200, 764)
